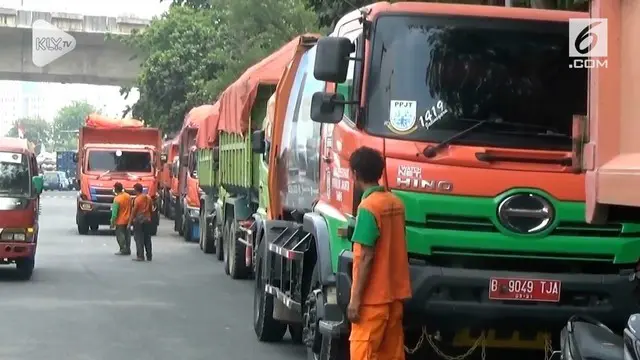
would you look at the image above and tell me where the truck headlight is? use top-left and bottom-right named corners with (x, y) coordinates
top-left (1, 231), bottom-right (27, 241)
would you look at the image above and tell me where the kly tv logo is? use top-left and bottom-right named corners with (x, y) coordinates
top-left (32, 19), bottom-right (76, 67)
top-left (569, 18), bottom-right (608, 69)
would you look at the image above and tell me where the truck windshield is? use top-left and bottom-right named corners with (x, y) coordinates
top-left (366, 15), bottom-right (587, 151)
top-left (87, 150), bottom-right (152, 173)
top-left (0, 152), bottom-right (30, 196)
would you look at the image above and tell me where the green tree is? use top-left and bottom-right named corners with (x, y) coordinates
top-left (119, 5), bottom-right (222, 133)
top-left (160, 0), bottom-right (211, 9)
top-left (206, 0), bottom-right (319, 96)
top-left (120, 0), bottom-right (318, 133)
top-left (6, 117), bottom-right (51, 149)
top-left (52, 100), bottom-right (97, 151)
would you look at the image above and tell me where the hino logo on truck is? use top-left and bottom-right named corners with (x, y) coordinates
top-left (396, 165), bottom-right (452, 192)
top-left (497, 193), bottom-right (554, 234)
top-left (397, 178), bottom-right (453, 192)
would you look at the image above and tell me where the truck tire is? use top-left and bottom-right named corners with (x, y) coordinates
top-left (215, 218), bottom-right (224, 261)
top-left (174, 201), bottom-right (182, 233)
top-left (304, 264), bottom-right (348, 360)
top-left (199, 208), bottom-right (205, 251)
top-left (227, 217), bottom-right (250, 279)
top-left (77, 214), bottom-right (89, 235)
top-left (254, 248), bottom-right (287, 342)
top-left (223, 218), bottom-right (231, 275)
top-left (15, 257), bottom-right (35, 280)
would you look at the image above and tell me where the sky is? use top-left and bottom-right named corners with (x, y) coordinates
top-left (0, 0), bottom-right (171, 18)
top-left (0, 0), bottom-right (172, 128)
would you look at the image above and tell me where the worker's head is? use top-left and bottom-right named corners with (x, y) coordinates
top-left (349, 146), bottom-right (384, 190)
top-left (133, 183), bottom-right (143, 194)
top-left (113, 182), bottom-right (123, 194)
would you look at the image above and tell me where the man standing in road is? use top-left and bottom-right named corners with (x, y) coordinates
top-left (347, 146), bottom-right (412, 360)
top-left (129, 183), bottom-right (153, 262)
top-left (110, 182), bottom-right (131, 255)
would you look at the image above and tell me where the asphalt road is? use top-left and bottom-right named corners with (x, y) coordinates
top-left (0, 191), bottom-right (306, 360)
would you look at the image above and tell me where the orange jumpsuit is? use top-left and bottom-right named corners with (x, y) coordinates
top-left (349, 185), bottom-right (412, 360)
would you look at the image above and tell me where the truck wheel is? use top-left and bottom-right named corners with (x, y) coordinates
top-left (254, 253), bottom-right (287, 342)
top-left (174, 202), bottom-right (182, 233)
top-left (215, 219), bottom-right (224, 261)
top-left (90, 224), bottom-right (98, 232)
top-left (198, 209), bottom-right (205, 250)
top-left (15, 257), bottom-right (35, 280)
top-left (177, 213), bottom-right (184, 236)
top-left (304, 265), bottom-right (348, 360)
top-left (228, 218), bottom-right (250, 279)
top-left (77, 215), bottom-right (89, 235)
top-left (223, 218), bottom-right (231, 275)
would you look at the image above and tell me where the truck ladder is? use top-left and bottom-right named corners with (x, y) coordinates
top-left (266, 224), bottom-right (312, 312)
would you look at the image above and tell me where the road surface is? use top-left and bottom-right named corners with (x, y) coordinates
top-left (0, 191), bottom-right (552, 360)
top-left (0, 191), bottom-right (306, 360)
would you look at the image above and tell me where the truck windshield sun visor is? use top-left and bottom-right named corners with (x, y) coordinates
top-left (365, 15), bottom-right (587, 151)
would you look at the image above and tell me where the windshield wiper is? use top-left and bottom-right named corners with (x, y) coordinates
top-left (423, 119), bottom-right (491, 158)
top-left (423, 117), bottom-right (564, 158)
top-left (98, 170), bottom-right (112, 178)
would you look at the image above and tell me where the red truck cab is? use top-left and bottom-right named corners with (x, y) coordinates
top-left (174, 105), bottom-right (215, 242)
top-left (0, 137), bottom-right (42, 280)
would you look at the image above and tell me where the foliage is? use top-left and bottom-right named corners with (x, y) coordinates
top-left (52, 100), bottom-right (97, 151)
top-left (119, 5), bottom-right (221, 133)
top-left (120, 0), bottom-right (318, 133)
top-left (205, 0), bottom-right (319, 96)
top-left (6, 117), bottom-right (51, 149)
top-left (160, 0), bottom-right (211, 10)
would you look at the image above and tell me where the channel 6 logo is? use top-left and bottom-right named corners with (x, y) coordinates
top-left (569, 18), bottom-right (608, 58)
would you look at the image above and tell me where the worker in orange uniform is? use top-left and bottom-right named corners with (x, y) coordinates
top-left (347, 146), bottom-right (412, 360)
top-left (110, 182), bottom-right (131, 255)
top-left (129, 183), bottom-right (153, 262)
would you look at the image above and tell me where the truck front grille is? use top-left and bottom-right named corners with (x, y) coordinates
top-left (412, 215), bottom-right (624, 237)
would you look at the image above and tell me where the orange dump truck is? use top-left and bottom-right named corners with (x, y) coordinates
top-left (74, 116), bottom-right (162, 235)
top-left (0, 137), bottom-right (42, 280)
top-left (584, 0), bottom-right (640, 222)
top-left (160, 136), bottom-right (179, 218)
top-left (173, 105), bottom-right (215, 242)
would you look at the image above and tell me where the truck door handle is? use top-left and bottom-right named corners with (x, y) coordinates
top-left (322, 156), bottom-right (332, 164)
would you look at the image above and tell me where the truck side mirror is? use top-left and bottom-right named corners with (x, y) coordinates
top-left (160, 153), bottom-right (168, 163)
top-left (310, 92), bottom-right (345, 124)
top-left (72, 153), bottom-right (78, 163)
top-left (251, 130), bottom-right (266, 154)
top-left (314, 36), bottom-right (354, 83)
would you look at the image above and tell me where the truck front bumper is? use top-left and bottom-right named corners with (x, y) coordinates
top-left (334, 251), bottom-right (638, 332)
top-left (77, 200), bottom-right (112, 225)
top-left (0, 242), bottom-right (35, 260)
